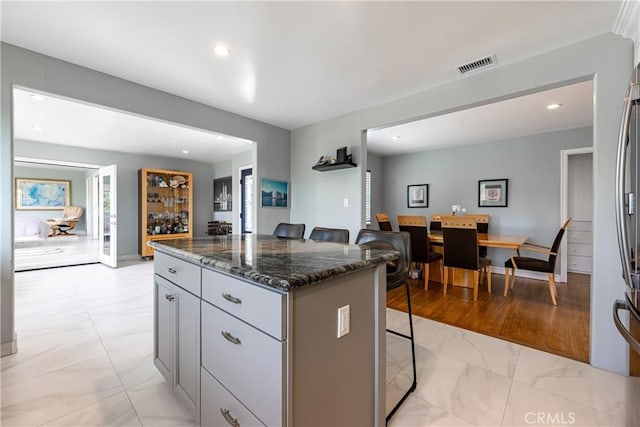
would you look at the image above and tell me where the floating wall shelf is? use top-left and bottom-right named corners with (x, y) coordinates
top-left (312, 161), bottom-right (357, 172)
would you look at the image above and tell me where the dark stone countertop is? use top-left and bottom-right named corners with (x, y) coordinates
top-left (149, 234), bottom-right (398, 292)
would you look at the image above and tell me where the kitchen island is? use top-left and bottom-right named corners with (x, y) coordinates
top-left (150, 234), bottom-right (397, 427)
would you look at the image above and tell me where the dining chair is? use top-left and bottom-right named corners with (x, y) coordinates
top-left (355, 229), bottom-right (416, 422)
top-left (397, 215), bottom-right (444, 290)
top-left (375, 213), bottom-right (393, 231)
top-left (308, 226), bottom-right (349, 243)
top-left (503, 217), bottom-right (572, 305)
top-left (429, 214), bottom-right (443, 232)
top-left (272, 222), bottom-right (306, 239)
top-left (464, 214), bottom-right (490, 257)
top-left (441, 216), bottom-right (492, 301)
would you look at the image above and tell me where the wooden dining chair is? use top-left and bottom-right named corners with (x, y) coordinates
top-left (465, 214), bottom-right (490, 257)
top-left (397, 215), bottom-right (444, 290)
top-left (441, 216), bottom-right (492, 301)
top-left (375, 213), bottom-right (393, 231)
top-left (503, 218), bottom-right (572, 305)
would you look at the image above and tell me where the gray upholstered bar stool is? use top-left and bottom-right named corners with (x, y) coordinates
top-left (309, 226), bottom-right (350, 243)
top-left (272, 222), bottom-right (306, 239)
top-left (355, 229), bottom-right (416, 422)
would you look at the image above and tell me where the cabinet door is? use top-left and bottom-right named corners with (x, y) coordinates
top-left (154, 275), bottom-right (173, 383)
top-left (174, 285), bottom-right (201, 409)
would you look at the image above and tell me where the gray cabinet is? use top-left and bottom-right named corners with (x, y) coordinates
top-left (153, 273), bottom-right (201, 416)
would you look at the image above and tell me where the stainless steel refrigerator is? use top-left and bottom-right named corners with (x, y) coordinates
top-left (615, 63), bottom-right (640, 359)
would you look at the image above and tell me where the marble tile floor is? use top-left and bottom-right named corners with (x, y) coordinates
top-left (14, 235), bottom-right (100, 271)
top-left (3, 261), bottom-right (639, 426)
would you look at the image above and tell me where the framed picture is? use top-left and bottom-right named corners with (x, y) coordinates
top-left (478, 179), bottom-right (508, 207)
top-left (261, 178), bottom-right (289, 208)
top-left (15, 178), bottom-right (70, 210)
top-left (407, 184), bottom-right (428, 208)
top-left (213, 176), bottom-right (232, 211)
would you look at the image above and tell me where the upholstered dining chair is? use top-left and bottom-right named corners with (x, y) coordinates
top-left (375, 213), bottom-right (393, 231)
top-left (272, 222), bottom-right (306, 239)
top-left (355, 229), bottom-right (416, 422)
top-left (441, 216), bottom-right (492, 301)
top-left (503, 218), bottom-right (572, 305)
top-left (46, 206), bottom-right (84, 236)
top-left (397, 215), bottom-right (444, 290)
top-left (466, 214), bottom-right (490, 258)
top-left (308, 226), bottom-right (349, 243)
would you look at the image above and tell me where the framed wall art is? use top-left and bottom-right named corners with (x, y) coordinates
top-left (478, 178), bottom-right (508, 207)
top-left (15, 178), bottom-right (70, 210)
top-left (213, 176), bottom-right (232, 211)
top-left (407, 184), bottom-right (428, 208)
top-left (261, 178), bottom-right (289, 208)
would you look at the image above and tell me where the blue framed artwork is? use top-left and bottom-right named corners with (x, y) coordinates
top-left (261, 178), bottom-right (288, 208)
top-left (15, 178), bottom-right (70, 210)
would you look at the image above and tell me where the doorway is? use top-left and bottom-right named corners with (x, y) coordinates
top-left (240, 167), bottom-right (253, 233)
top-left (13, 158), bottom-right (118, 270)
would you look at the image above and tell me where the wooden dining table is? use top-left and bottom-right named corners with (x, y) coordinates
top-left (427, 231), bottom-right (528, 288)
top-left (428, 232), bottom-right (528, 250)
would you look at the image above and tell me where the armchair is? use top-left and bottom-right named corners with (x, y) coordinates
top-left (46, 206), bottom-right (83, 236)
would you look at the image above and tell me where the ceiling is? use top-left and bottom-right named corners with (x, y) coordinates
top-left (367, 79), bottom-right (594, 156)
top-left (1, 1), bottom-right (622, 131)
top-left (13, 88), bottom-right (254, 163)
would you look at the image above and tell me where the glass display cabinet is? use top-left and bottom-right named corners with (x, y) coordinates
top-left (139, 167), bottom-right (193, 257)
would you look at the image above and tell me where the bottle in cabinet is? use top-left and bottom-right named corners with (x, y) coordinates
top-left (139, 168), bottom-right (193, 257)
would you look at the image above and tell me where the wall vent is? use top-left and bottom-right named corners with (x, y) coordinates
top-left (456, 54), bottom-right (497, 75)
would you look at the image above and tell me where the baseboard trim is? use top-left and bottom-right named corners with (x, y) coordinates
top-left (1, 333), bottom-right (18, 357)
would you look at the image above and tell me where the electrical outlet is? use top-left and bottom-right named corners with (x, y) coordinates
top-left (337, 305), bottom-right (350, 338)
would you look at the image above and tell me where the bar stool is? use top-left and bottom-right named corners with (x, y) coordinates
top-left (355, 229), bottom-right (416, 422)
top-left (309, 226), bottom-right (350, 243)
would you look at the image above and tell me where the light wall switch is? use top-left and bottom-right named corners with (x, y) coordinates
top-left (337, 305), bottom-right (350, 338)
top-left (343, 198), bottom-right (349, 208)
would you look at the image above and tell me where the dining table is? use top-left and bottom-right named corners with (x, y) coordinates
top-left (427, 231), bottom-right (528, 288)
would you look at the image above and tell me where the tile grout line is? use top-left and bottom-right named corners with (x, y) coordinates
top-left (499, 346), bottom-right (521, 426)
top-left (74, 278), bottom-right (145, 427)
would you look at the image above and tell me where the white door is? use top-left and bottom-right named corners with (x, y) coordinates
top-left (99, 165), bottom-right (117, 267)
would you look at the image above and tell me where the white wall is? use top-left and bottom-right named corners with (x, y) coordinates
top-left (1, 43), bottom-right (290, 353)
top-left (291, 33), bottom-right (634, 374)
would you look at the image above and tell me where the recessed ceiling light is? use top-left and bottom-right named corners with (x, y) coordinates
top-left (31, 125), bottom-right (43, 131)
top-left (31, 94), bottom-right (47, 101)
top-left (217, 136), bottom-right (224, 140)
top-left (392, 136), bottom-right (401, 140)
top-left (213, 44), bottom-right (230, 57)
top-left (182, 150), bottom-right (189, 154)
top-left (546, 103), bottom-right (562, 110)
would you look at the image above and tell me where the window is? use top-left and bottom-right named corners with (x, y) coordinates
top-left (365, 170), bottom-right (371, 225)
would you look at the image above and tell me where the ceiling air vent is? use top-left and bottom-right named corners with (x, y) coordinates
top-left (456, 54), bottom-right (497, 75)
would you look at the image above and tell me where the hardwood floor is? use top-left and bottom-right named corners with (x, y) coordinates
top-left (387, 272), bottom-right (591, 363)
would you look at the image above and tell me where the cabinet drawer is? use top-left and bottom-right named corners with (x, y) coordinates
top-left (567, 230), bottom-right (592, 244)
top-left (201, 368), bottom-right (265, 427)
top-left (202, 268), bottom-right (285, 340)
top-left (568, 221), bottom-right (592, 232)
top-left (201, 302), bottom-right (284, 427)
top-left (567, 243), bottom-right (592, 257)
top-left (154, 251), bottom-right (201, 297)
top-left (568, 255), bottom-right (592, 273)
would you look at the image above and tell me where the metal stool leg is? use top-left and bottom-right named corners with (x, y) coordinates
top-left (385, 281), bottom-right (417, 423)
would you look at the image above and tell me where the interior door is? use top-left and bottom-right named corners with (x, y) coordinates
top-left (241, 167), bottom-right (253, 233)
top-left (99, 165), bottom-right (117, 267)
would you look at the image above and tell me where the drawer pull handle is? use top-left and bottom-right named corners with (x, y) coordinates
top-left (167, 267), bottom-right (177, 274)
top-left (221, 331), bottom-right (241, 345)
top-left (222, 293), bottom-right (242, 305)
top-left (220, 408), bottom-right (240, 427)
top-left (165, 293), bottom-right (175, 301)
